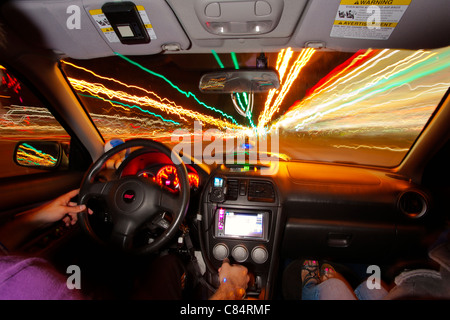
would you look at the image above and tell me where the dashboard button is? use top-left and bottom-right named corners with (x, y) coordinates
top-left (231, 245), bottom-right (248, 262)
top-left (251, 246), bottom-right (268, 264)
top-left (212, 243), bottom-right (229, 260)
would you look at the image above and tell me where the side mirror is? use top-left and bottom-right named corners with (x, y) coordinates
top-left (13, 141), bottom-right (68, 170)
top-left (199, 68), bottom-right (280, 93)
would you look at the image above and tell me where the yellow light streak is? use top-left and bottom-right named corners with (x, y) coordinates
top-left (257, 48), bottom-right (315, 131)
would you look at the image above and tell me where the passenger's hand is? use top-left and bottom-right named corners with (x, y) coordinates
top-left (32, 189), bottom-right (92, 227)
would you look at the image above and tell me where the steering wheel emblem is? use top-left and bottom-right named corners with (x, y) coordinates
top-left (123, 190), bottom-right (136, 203)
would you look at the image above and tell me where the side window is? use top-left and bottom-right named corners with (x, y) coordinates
top-left (0, 65), bottom-right (71, 178)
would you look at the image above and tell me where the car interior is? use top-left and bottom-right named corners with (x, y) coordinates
top-left (0, 0), bottom-right (449, 301)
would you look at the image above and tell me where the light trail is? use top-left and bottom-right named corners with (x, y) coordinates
top-left (69, 78), bottom-right (245, 130)
top-left (16, 143), bottom-right (57, 167)
top-left (332, 144), bottom-right (410, 152)
top-left (257, 48), bottom-right (315, 131)
top-left (78, 93), bottom-right (182, 125)
top-left (114, 52), bottom-right (240, 125)
top-left (273, 47), bottom-right (450, 132)
top-left (61, 60), bottom-right (187, 108)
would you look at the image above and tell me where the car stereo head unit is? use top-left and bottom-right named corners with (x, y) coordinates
top-left (215, 208), bottom-right (269, 240)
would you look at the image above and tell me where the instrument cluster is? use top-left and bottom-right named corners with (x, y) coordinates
top-left (137, 164), bottom-right (200, 192)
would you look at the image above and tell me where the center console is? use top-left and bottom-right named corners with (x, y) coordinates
top-left (200, 167), bottom-right (283, 299)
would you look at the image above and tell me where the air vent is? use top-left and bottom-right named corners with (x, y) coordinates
top-left (226, 179), bottom-right (239, 201)
top-left (248, 180), bottom-right (275, 202)
top-left (398, 191), bottom-right (428, 219)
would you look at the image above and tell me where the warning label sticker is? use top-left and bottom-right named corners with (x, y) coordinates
top-left (90, 6), bottom-right (157, 43)
top-left (330, 0), bottom-right (411, 40)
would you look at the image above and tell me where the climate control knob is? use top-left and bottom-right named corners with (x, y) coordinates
top-left (231, 245), bottom-right (249, 262)
top-left (212, 243), bottom-right (229, 261)
top-left (251, 246), bottom-right (268, 264)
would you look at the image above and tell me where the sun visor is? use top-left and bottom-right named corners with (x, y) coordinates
top-left (293, 0), bottom-right (450, 52)
top-left (2, 0), bottom-right (191, 59)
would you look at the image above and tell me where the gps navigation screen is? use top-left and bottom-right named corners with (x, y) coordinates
top-left (224, 211), bottom-right (263, 238)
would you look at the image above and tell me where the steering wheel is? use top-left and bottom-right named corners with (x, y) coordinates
top-left (78, 139), bottom-right (190, 255)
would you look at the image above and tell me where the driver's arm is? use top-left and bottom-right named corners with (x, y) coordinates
top-left (0, 189), bottom-right (90, 252)
top-left (210, 258), bottom-right (250, 300)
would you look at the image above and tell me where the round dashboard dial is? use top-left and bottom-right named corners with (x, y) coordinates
top-left (155, 165), bottom-right (200, 191)
top-left (137, 170), bottom-right (155, 180)
top-left (156, 165), bottom-right (180, 191)
top-left (188, 172), bottom-right (200, 188)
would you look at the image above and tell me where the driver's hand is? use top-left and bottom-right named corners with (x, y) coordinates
top-left (210, 258), bottom-right (250, 300)
top-left (31, 189), bottom-right (93, 227)
top-left (218, 258), bottom-right (250, 290)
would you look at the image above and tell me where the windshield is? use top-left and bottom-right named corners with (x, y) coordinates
top-left (61, 46), bottom-right (450, 167)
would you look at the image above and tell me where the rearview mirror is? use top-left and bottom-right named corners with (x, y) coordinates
top-left (199, 69), bottom-right (280, 93)
top-left (13, 141), bottom-right (68, 169)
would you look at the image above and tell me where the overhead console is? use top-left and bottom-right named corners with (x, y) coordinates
top-left (200, 166), bottom-right (283, 299)
top-left (166, 0), bottom-right (308, 49)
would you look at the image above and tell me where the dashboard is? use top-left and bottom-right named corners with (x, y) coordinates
top-left (113, 149), bottom-right (435, 300)
top-left (198, 161), bottom-right (436, 300)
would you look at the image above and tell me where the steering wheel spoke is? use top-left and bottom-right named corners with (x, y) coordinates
top-left (159, 188), bottom-right (184, 216)
top-left (110, 218), bottom-right (138, 250)
top-left (83, 180), bottom-right (115, 199)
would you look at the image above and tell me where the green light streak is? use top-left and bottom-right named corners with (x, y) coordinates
top-left (230, 52), bottom-right (255, 127)
top-left (234, 93), bottom-right (246, 112)
top-left (79, 93), bottom-right (181, 125)
top-left (211, 50), bottom-right (225, 68)
top-left (22, 143), bottom-right (57, 162)
top-left (231, 52), bottom-right (240, 70)
top-left (295, 51), bottom-right (450, 129)
top-left (342, 53), bottom-right (450, 107)
top-left (209, 50), bottom-right (255, 128)
top-left (114, 52), bottom-right (239, 125)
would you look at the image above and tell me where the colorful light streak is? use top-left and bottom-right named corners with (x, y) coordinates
top-left (1, 65), bottom-right (23, 102)
top-left (68, 77), bottom-right (244, 130)
top-left (0, 105), bottom-right (176, 140)
top-left (114, 52), bottom-right (240, 125)
top-left (332, 144), bottom-right (410, 152)
top-left (0, 105), bottom-right (68, 137)
top-left (61, 60), bottom-right (197, 110)
top-left (273, 47), bottom-right (450, 133)
top-left (16, 143), bottom-right (57, 167)
top-left (62, 59), bottom-right (248, 131)
top-left (78, 93), bottom-right (181, 125)
top-left (257, 47), bottom-right (315, 132)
